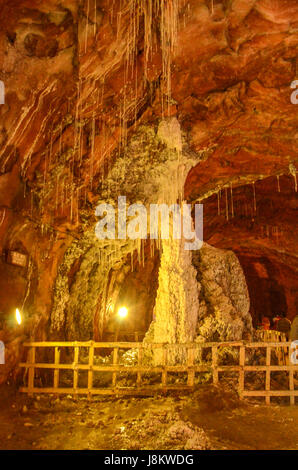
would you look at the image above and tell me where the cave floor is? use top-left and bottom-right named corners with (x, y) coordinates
top-left (0, 384), bottom-right (297, 451)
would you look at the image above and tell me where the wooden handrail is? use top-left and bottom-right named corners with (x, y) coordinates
top-left (18, 340), bottom-right (298, 405)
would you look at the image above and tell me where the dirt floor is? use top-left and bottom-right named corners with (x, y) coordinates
top-left (0, 383), bottom-right (297, 450)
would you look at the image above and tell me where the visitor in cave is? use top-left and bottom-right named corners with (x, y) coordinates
top-left (273, 315), bottom-right (282, 330)
top-left (275, 313), bottom-right (291, 338)
top-left (261, 316), bottom-right (270, 331)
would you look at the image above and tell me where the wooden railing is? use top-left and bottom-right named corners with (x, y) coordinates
top-left (103, 331), bottom-right (146, 342)
top-left (19, 340), bottom-right (298, 405)
top-left (255, 330), bottom-right (288, 365)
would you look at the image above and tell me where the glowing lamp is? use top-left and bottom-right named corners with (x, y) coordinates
top-left (16, 308), bottom-right (22, 325)
top-left (118, 306), bottom-right (128, 318)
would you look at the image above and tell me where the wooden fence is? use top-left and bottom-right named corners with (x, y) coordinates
top-left (103, 331), bottom-right (146, 342)
top-left (256, 330), bottom-right (288, 365)
top-left (19, 340), bottom-right (298, 405)
top-left (256, 330), bottom-right (287, 343)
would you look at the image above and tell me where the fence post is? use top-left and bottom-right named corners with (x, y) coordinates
top-left (187, 346), bottom-right (195, 387)
top-left (88, 342), bottom-right (94, 401)
top-left (265, 346), bottom-right (271, 405)
top-left (28, 346), bottom-right (36, 396)
top-left (288, 343), bottom-right (295, 406)
top-left (54, 347), bottom-right (60, 392)
top-left (239, 345), bottom-right (245, 399)
top-left (212, 346), bottom-right (218, 385)
top-left (137, 345), bottom-right (143, 388)
top-left (112, 347), bottom-right (118, 389)
top-left (73, 345), bottom-right (79, 398)
top-left (162, 346), bottom-right (168, 390)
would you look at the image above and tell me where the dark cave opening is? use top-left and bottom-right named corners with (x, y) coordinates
top-left (100, 246), bottom-right (160, 342)
top-left (237, 254), bottom-right (289, 328)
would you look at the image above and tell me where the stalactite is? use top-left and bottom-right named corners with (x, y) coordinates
top-left (22, 258), bottom-right (34, 311)
top-left (230, 183), bottom-right (234, 218)
top-left (56, 174), bottom-right (60, 213)
top-left (85, 0), bottom-right (90, 53)
top-left (0, 208), bottom-right (5, 227)
top-left (252, 182), bottom-right (256, 214)
top-left (116, 0), bottom-right (180, 127)
top-left (159, 0), bottom-right (179, 113)
top-left (61, 179), bottom-right (65, 215)
top-left (70, 183), bottom-right (73, 222)
top-left (94, 0), bottom-right (97, 36)
top-left (277, 175), bottom-right (281, 192)
top-left (90, 111), bottom-right (96, 189)
top-left (266, 225), bottom-right (270, 238)
top-left (30, 191), bottom-right (33, 217)
top-left (225, 187), bottom-right (229, 221)
top-left (59, 123), bottom-right (63, 158)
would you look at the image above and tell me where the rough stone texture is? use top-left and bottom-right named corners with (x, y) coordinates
top-left (0, 329), bottom-right (26, 385)
top-left (193, 243), bottom-right (252, 342)
top-left (50, 117), bottom-right (198, 345)
top-left (111, 411), bottom-right (211, 450)
top-left (140, 117), bottom-right (201, 361)
top-left (198, 175), bottom-right (298, 324)
top-left (148, 236), bottom-right (200, 364)
top-left (50, 231), bottom-right (139, 341)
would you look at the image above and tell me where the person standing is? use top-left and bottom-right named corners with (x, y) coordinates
top-left (261, 316), bottom-right (270, 330)
top-left (276, 313), bottom-right (291, 339)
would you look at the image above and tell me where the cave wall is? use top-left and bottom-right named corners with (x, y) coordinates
top-left (193, 243), bottom-right (252, 342)
top-left (200, 175), bottom-right (298, 324)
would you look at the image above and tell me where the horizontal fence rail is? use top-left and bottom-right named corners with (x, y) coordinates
top-left (103, 331), bottom-right (146, 342)
top-left (19, 340), bottom-right (298, 405)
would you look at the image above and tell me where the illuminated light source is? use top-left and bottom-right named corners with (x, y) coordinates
top-left (118, 306), bottom-right (128, 318)
top-left (16, 308), bottom-right (22, 325)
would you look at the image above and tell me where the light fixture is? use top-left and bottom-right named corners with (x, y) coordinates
top-left (117, 306), bottom-right (128, 318)
top-left (15, 308), bottom-right (22, 325)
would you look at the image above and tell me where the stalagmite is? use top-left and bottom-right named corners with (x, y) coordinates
top-left (145, 118), bottom-right (200, 364)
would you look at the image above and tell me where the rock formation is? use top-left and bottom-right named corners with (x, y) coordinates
top-left (193, 243), bottom-right (252, 343)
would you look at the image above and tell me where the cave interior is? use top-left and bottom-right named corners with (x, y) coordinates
top-left (0, 0), bottom-right (297, 389)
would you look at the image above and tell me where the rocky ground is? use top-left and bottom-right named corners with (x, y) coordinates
top-left (0, 383), bottom-right (297, 451)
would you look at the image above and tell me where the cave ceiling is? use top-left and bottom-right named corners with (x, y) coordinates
top-left (0, 0), bottom-right (297, 320)
top-left (0, 1), bottom-right (297, 212)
